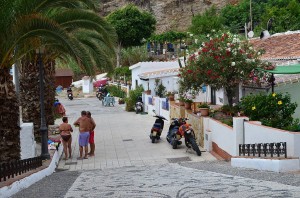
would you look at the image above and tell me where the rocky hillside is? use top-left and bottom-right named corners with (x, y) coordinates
top-left (99, 0), bottom-right (238, 33)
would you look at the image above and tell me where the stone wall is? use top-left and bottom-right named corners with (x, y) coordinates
top-left (99, 0), bottom-right (235, 33)
top-left (169, 102), bottom-right (204, 147)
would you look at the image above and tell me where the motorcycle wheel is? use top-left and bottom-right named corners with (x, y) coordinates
top-left (151, 136), bottom-right (156, 143)
top-left (136, 108), bottom-right (138, 114)
top-left (172, 137), bottom-right (178, 149)
top-left (189, 138), bottom-right (201, 156)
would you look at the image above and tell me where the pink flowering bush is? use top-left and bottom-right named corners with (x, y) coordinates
top-left (179, 31), bottom-right (272, 106)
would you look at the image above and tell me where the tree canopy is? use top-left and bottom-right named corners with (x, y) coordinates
top-left (189, 6), bottom-right (225, 35)
top-left (178, 31), bottom-right (271, 106)
top-left (106, 4), bottom-right (156, 48)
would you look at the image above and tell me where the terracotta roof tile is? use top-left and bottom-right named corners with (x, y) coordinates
top-left (250, 31), bottom-right (300, 60)
top-left (55, 68), bottom-right (74, 77)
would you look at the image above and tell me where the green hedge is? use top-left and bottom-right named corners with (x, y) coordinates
top-left (107, 85), bottom-right (126, 98)
top-left (239, 92), bottom-right (299, 131)
top-left (125, 85), bottom-right (144, 111)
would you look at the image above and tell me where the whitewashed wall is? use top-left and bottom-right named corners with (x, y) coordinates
top-left (203, 116), bottom-right (300, 158)
top-left (145, 96), bottom-right (170, 120)
top-left (244, 121), bottom-right (300, 157)
top-left (82, 77), bottom-right (93, 94)
top-left (20, 123), bottom-right (36, 159)
top-left (205, 118), bottom-right (237, 156)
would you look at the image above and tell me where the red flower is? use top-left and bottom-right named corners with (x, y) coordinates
top-left (187, 69), bottom-right (192, 74)
top-left (207, 70), bottom-right (212, 75)
top-left (178, 74), bottom-right (181, 77)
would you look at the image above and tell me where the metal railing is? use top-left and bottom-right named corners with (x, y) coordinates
top-left (239, 142), bottom-right (287, 158)
top-left (0, 156), bottom-right (43, 182)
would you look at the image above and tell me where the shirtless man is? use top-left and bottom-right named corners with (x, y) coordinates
top-left (74, 111), bottom-right (95, 160)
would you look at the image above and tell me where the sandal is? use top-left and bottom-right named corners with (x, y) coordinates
top-left (83, 156), bottom-right (88, 159)
top-left (77, 157), bottom-right (83, 160)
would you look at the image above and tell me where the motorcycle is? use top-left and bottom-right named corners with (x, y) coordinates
top-left (150, 110), bottom-right (167, 143)
top-left (96, 91), bottom-right (104, 101)
top-left (67, 89), bottom-right (73, 100)
top-left (167, 118), bottom-right (201, 156)
top-left (135, 96), bottom-right (143, 114)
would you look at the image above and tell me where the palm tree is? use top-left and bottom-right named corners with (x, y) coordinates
top-left (19, 2), bottom-right (117, 138)
top-left (0, 0), bottom-right (117, 163)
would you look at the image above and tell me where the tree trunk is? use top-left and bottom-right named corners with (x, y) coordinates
top-left (0, 68), bottom-right (21, 164)
top-left (116, 43), bottom-right (121, 67)
top-left (20, 56), bottom-right (56, 140)
top-left (225, 87), bottom-right (235, 107)
top-left (44, 60), bottom-right (55, 125)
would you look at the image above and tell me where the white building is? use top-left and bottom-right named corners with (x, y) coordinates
top-left (129, 61), bottom-right (181, 94)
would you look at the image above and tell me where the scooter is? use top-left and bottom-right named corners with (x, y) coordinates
top-left (166, 118), bottom-right (183, 147)
top-left (96, 91), bottom-right (104, 101)
top-left (135, 96), bottom-right (143, 114)
top-left (135, 101), bottom-right (143, 114)
top-left (67, 88), bottom-right (73, 100)
top-left (167, 118), bottom-right (201, 156)
top-left (150, 110), bottom-right (167, 143)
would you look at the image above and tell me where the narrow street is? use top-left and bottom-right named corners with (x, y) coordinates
top-left (11, 96), bottom-right (300, 198)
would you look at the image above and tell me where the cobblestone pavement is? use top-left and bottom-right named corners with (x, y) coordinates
top-left (12, 161), bottom-right (300, 198)
top-left (65, 163), bottom-right (300, 198)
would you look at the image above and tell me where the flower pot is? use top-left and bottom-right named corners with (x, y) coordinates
top-left (145, 90), bottom-right (151, 95)
top-left (199, 108), bottom-right (209, 116)
top-left (184, 102), bottom-right (192, 110)
top-left (168, 94), bottom-right (175, 101)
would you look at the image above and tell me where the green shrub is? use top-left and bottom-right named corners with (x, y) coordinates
top-left (240, 92), bottom-right (299, 130)
top-left (107, 85), bottom-right (126, 98)
top-left (125, 85), bottom-right (144, 111)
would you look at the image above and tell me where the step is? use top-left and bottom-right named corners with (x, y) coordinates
top-left (231, 156), bottom-right (300, 173)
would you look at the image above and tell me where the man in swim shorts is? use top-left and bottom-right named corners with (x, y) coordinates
top-left (74, 111), bottom-right (95, 160)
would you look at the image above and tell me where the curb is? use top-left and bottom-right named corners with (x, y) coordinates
top-left (0, 145), bottom-right (63, 198)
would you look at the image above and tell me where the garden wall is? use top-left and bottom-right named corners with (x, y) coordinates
top-left (244, 121), bottom-right (300, 158)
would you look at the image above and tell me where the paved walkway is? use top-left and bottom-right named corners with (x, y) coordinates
top-left (11, 96), bottom-right (300, 198)
top-left (57, 97), bottom-right (216, 171)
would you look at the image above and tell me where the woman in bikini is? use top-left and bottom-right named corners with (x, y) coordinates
top-left (59, 117), bottom-right (73, 160)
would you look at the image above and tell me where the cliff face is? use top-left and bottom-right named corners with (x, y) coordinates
top-left (99, 0), bottom-right (235, 33)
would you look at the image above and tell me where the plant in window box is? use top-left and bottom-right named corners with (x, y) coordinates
top-left (197, 102), bottom-right (210, 116)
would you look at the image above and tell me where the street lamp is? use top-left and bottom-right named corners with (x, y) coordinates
top-left (36, 47), bottom-right (50, 160)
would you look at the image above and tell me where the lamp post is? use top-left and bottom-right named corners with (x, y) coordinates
top-left (36, 47), bottom-right (50, 160)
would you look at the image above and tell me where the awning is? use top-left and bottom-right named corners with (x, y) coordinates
top-left (260, 64), bottom-right (300, 74)
top-left (258, 64), bottom-right (300, 92)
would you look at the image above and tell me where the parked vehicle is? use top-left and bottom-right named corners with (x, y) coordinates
top-left (135, 96), bottom-right (143, 114)
top-left (150, 110), bottom-right (167, 143)
top-left (96, 85), bottom-right (107, 101)
top-left (96, 91), bottom-right (104, 101)
top-left (67, 87), bottom-right (73, 100)
top-left (167, 118), bottom-right (201, 156)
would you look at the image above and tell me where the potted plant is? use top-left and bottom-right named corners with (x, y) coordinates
top-left (178, 95), bottom-right (185, 106)
top-left (184, 98), bottom-right (193, 110)
top-left (118, 98), bottom-right (125, 104)
top-left (197, 102), bottom-right (210, 116)
top-left (167, 91), bottom-right (175, 101)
